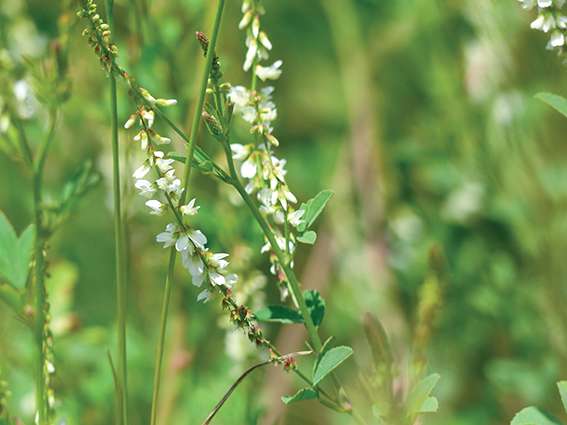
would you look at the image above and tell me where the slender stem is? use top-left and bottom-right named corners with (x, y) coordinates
top-left (149, 249), bottom-right (176, 425)
top-left (230, 180), bottom-right (322, 351)
top-left (148, 2), bottom-right (226, 424)
top-left (105, 1), bottom-right (129, 424)
top-left (179, 0), bottom-right (226, 204)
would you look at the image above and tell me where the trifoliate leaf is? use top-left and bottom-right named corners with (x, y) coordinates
top-left (419, 396), bottom-right (439, 413)
top-left (281, 388), bottom-right (318, 405)
top-left (254, 305), bottom-right (303, 324)
top-left (297, 190), bottom-right (334, 232)
top-left (297, 230), bottom-right (317, 244)
top-left (511, 407), bottom-right (560, 425)
top-left (535, 92), bottom-right (567, 119)
top-left (406, 373), bottom-right (440, 417)
top-left (304, 289), bottom-right (325, 327)
top-left (312, 346), bottom-right (353, 386)
top-left (557, 381), bottom-right (567, 413)
top-left (0, 212), bottom-right (35, 289)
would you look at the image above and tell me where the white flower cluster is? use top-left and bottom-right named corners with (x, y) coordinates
top-left (126, 88), bottom-right (237, 302)
top-left (519, 0), bottom-right (567, 50)
top-left (232, 0), bottom-right (305, 294)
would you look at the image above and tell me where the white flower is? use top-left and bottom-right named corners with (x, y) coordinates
top-left (189, 230), bottom-right (207, 249)
top-left (156, 98), bottom-right (177, 107)
top-left (140, 87), bottom-right (156, 103)
top-left (197, 289), bottom-right (211, 303)
top-left (231, 143), bottom-right (250, 160)
top-left (210, 253), bottom-right (230, 269)
top-left (537, 0), bottom-right (553, 7)
top-left (252, 16), bottom-right (261, 38)
top-left (288, 209), bottom-right (304, 228)
top-left (550, 30), bottom-right (565, 46)
top-left (180, 198), bottom-right (200, 216)
top-left (256, 60), bottom-right (283, 81)
top-left (228, 86), bottom-right (250, 107)
top-left (209, 271), bottom-right (226, 286)
top-left (145, 199), bottom-right (165, 215)
top-left (239, 10), bottom-right (253, 29)
top-left (225, 273), bottom-right (238, 288)
top-left (156, 223), bottom-right (178, 248)
top-left (141, 109), bottom-right (155, 127)
top-left (134, 130), bottom-right (149, 150)
top-left (135, 179), bottom-right (155, 197)
top-left (154, 133), bottom-right (171, 145)
top-left (244, 39), bottom-right (258, 71)
top-left (175, 234), bottom-right (190, 252)
top-left (531, 12), bottom-right (555, 32)
top-left (124, 113), bottom-right (137, 129)
top-left (156, 158), bottom-right (174, 173)
top-left (133, 163), bottom-right (151, 179)
top-left (258, 32), bottom-right (272, 50)
top-left (241, 157), bottom-right (257, 178)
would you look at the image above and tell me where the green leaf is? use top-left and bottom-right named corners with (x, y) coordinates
top-left (511, 407), bottom-right (559, 425)
top-left (254, 305), bottom-right (303, 324)
top-left (297, 230), bottom-right (317, 244)
top-left (304, 289), bottom-right (326, 327)
top-left (557, 381), bottom-right (567, 413)
top-left (312, 345), bottom-right (353, 386)
top-left (281, 388), bottom-right (318, 405)
top-left (0, 212), bottom-right (35, 289)
top-left (419, 396), bottom-right (439, 413)
top-left (406, 373), bottom-right (441, 417)
top-left (535, 92), bottom-right (567, 119)
top-left (297, 190), bottom-right (334, 232)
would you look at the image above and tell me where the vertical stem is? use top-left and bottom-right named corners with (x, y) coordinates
top-left (105, 1), bottom-right (128, 424)
top-left (231, 181), bottom-right (322, 352)
top-left (31, 111), bottom-right (57, 425)
top-left (149, 2), bottom-right (226, 424)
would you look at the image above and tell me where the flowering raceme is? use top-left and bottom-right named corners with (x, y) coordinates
top-left (124, 90), bottom-right (238, 303)
top-left (519, 0), bottom-right (567, 50)
top-left (228, 0), bottom-right (307, 298)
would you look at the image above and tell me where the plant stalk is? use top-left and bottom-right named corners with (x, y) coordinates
top-left (148, 2), bottom-right (226, 424)
top-left (105, 1), bottom-right (129, 423)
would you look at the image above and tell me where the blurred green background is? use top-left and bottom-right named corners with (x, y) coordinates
top-left (1, 0), bottom-right (567, 424)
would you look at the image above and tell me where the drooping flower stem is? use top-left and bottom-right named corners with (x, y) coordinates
top-left (105, 1), bottom-right (129, 424)
top-left (148, 2), bottom-right (226, 424)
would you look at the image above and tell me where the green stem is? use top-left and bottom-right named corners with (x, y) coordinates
top-left (105, 1), bottom-right (128, 423)
top-left (149, 249), bottom-right (176, 425)
top-left (231, 180), bottom-right (322, 352)
top-left (148, 2), bottom-right (226, 424)
top-left (30, 110), bottom-right (57, 425)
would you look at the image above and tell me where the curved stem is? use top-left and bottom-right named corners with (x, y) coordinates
top-left (148, 2), bottom-right (226, 424)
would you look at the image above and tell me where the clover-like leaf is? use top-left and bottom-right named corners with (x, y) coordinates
top-left (297, 190), bottom-right (334, 232)
top-left (304, 290), bottom-right (325, 327)
top-left (406, 373), bottom-right (441, 417)
top-left (312, 345), bottom-right (353, 386)
top-left (281, 388), bottom-right (318, 405)
top-left (297, 230), bottom-right (317, 245)
top-left (557, 381), bottom-right (567, 414)
top-left (0, 212), bottom-right (35, 289)
top-left (536, 92), bottom-right (567, 119)
top-left (511, 407), bottom-right (560, 425)
top-left (254, 305), bottom-right (303, 324)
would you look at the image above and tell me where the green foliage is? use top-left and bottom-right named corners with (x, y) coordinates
top-left (535, 93), bottom-right (567, 119)
top-left (304, 289), bottom-right (326, 327)
top-left (405, 373), bottom-right (441, 417)
top-left (297, 190), bottom-right (334, 233)
top-left (511, 407), bottom-right (559, 425)
top-left (297, 230), bottom-right (317, 245)
top-left (281, 388), bottom-right (318, 405)
top-left (0, 212), bottom-right (34, 289)
top-left (557, 381), bottom-right (567, 413)
top-left (312, 345), bottom-right (353, 386)
top-left (254, 305), bottom-right (303, 324)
